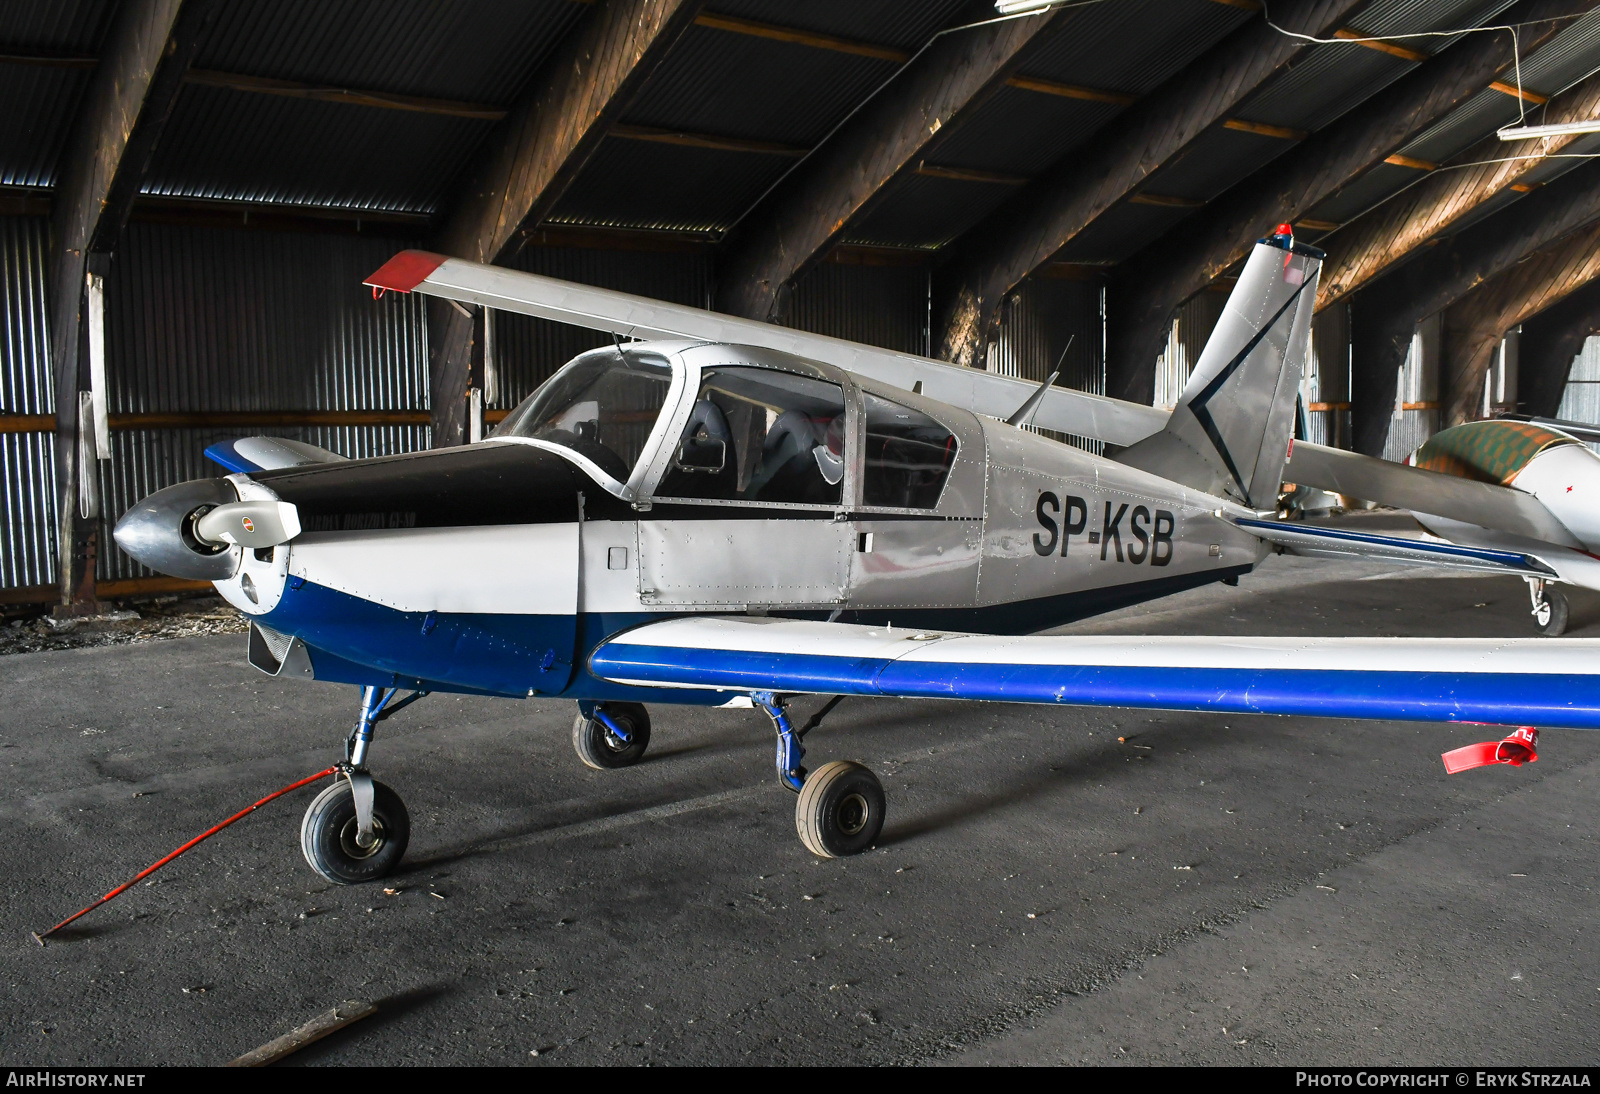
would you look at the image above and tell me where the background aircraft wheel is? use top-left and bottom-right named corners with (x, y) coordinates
top-left (573, 702), bottom-right (651, 769)
top-left (1535, 589), bottom-right (1570, 636)
top-left (300, 778), bottom-right (410, 885)
top-left (796, 760), bottom-right (885, 858)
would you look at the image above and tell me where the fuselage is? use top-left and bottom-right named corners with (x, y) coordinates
top-left (118, 341), bottom-right (1265, 702)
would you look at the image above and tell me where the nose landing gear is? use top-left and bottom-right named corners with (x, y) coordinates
top-left (751, 692), bottom-right (885, 859)
top-left (1527, 578), bottom-right (1570, 636)
top-left (300, 685), bottom-right (426, 885)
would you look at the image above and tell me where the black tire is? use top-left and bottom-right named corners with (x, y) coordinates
top-left (1536, 588), bottom-right (1570, 636)
top-left (572, 702), bottom-right (651, 769)
top-left (300, 778), bottom-right (410, 885)
top-left (796, 760), bottom-right (885, 858)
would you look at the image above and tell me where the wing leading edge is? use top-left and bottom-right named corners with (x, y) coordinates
top-left (364, 250), bottom-right (1168, 447)
top-left (590, 616), bottom-right (1600, 730)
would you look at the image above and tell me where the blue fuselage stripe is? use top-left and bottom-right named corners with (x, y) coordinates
top-left (589, 643), bottom-right (1600, 729)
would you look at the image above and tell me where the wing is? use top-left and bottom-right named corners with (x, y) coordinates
top-left (590, 616), bottom-right (1600, 730)
top-left (1285, 440), bottom-right (1580, 547)
top-left (1234, 516), bottom-right (1557, 577)
top-left (364, 250), bottom-right (1168, 447)
top-left (205, 437), bottom-right (348, 473)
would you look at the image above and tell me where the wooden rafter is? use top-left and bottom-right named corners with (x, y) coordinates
top-left (1517, 277), bottom-right (1600, 417)
top-left (1318, 71), bottom-right (1600, 311)
top-left (714, 2), bottom-right (1078, 322)
top-left (1101, 0), bottom-right (1577, 405)
top-left (1441, 218), bottom-right (1600, 424)
top-left (426, 0), bottom-right (701, 448)
top-left (1346, 157), bottom-right (1600, 454)
top-left (932, 0), bottom-right (1368, 368)
top-left (47, 0), bottom-right (219, 610)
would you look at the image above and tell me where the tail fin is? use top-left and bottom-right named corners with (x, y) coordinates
top-left (1118, 230), bottom-right (1321, 508)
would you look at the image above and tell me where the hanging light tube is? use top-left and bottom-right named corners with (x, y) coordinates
top-left (1497, 118), bottom-right (1600, 140)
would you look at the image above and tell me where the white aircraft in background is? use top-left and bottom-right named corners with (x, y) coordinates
top-left (110, 228), bottom-right (1600, 886)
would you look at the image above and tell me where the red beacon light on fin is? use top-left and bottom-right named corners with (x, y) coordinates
top-left (1274, 222), bottom-right (1294, 238)
top-left (1442, 726), bottom-right (1538, 774)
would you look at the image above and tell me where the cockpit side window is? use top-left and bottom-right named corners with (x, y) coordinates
top-left (493, 349), bottom-right (672, 483)
top-left (862, 394), bottom-right (957, 509)
top-left (655, 366), bottom-right (846, 506)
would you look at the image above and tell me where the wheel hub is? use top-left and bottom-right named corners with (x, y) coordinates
top-left (836, 792), bottom-right (870, 837)
top-left (338, 815), bottom-right (386, 859)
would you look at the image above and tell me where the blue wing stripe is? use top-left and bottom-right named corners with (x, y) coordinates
top-left (589, 643), bottom-right (1600, 730)
top-left (204, 440), bottom-right (264, 474)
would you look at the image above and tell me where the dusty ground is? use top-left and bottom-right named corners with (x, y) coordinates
top-left (1, 548), bottom-right (1597, 1066)
top-left (0, 595), bottom-right (247, 657)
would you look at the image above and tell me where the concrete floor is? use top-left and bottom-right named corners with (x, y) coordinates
top-left (3, 550), bottom-right (1598, 1066)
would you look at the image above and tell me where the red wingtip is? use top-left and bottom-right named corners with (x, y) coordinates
top-left (364, 250), bottom-right (449, 294)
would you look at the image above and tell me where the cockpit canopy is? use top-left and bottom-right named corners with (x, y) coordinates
top-left (494, 343), bottom-right (960, 510)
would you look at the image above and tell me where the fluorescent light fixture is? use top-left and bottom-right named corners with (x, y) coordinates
top-left (994, 0), bottom-right (1067, 14)
top-left (1497, 119), bottom-right (1600, 140)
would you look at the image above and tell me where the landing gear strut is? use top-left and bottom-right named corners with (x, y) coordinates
top-left (300, 685), bottom-right (425, 884)
top-left (1527, 578), bottom-right (1569, 636)
top-left (752, 692), bottom-right (885, 858)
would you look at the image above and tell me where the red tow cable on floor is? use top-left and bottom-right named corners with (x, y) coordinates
top-left (32, 766), bottom-right (337, 945)
top-left (1441, 726), bottom-right (1539, 774)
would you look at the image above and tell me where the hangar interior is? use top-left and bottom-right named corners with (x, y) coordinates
top-left (5, 0), bottom-right (1600, 609)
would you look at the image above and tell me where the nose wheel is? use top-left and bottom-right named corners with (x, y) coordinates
top-left (573, 702), bottom-right (652, 768)
top-left (301, 776), bottom-right (410, 884)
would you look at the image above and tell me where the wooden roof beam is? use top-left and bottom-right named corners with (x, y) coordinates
top-left (1319, 71), bottom-right (1600, 310)
top-left (1101, 0), bottom-right (1580, 406)
top-left (1516, 276), bottom-right (1600, 417)
top-left (931, 0), bottom-right (1369, 369)
top-left (713, 0), bottom-right (1079, 323)
top-left (691, 11), bottom-right (910, 62)
top-left (1346, 156), bottom-right (1600, 454)
top-left (47, 0), bottom-right (220, 610)
top-left (1441, 218), bottom-right (1600, 424)
top-left (426, 0), bottom-right (701, 448)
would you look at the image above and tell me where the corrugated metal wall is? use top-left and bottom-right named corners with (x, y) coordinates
top-left (1303, 305), bottom-right (1351, 448)
top-left (1152, 290), bottom-right (1226, 411)
top-left (788, 260), bottom-right (929, 356)
top-left (0, 215), bottom-right (55, 590)
top-left (1380, 313), bottom-right (1441, 461)
top-left (491, 245), bottom-right (714, 411)
top-left (984, 274), bottom-right (1106, 451)
top-left (93, 223), bottom-right (431, 583)
top-left (1555, 333), bottom-right (1600, 424)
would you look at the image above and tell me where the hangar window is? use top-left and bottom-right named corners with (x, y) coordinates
top-left (494, 348), bottom-right (673, 484)
top-left (655, 366), bottom-right (846, 506)
top-left (861, 394), bottom-right (957, 509)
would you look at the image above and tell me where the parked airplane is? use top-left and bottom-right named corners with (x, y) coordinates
top-left (1281, 415), bottom-right (1600, 636)
top-left (113, 228), bottom-right (1600, 884)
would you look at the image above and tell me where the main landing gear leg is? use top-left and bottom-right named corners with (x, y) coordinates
top-left (300, 685), bottom-right (426, 885)
top-left (572, 701), bottom-right (652, 769)
top-left (1526, 577), bottom-right (1570, 637)
top-left (752, 691), bottom-right (885, 859)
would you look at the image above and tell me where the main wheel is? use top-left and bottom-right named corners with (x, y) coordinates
top-left (796, 760), bottom-right (886, 858)
top-left (1536, 588), bottom-right (1570, 636)
top-left (572, 702), bottom-right (651, 769)
top-left (300, 778), bottom-right (410, 884)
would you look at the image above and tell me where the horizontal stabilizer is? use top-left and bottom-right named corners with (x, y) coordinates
top-left (364, 251), bottom-right (1168, 446)
top-left (206, 437), bottom-right (349, 474)
top-left (1235, 517), bottom-right (1556, 576)
top-left (591, 617), bottom-right (1600, 731)
top-left (1284, 441), bottom-right (1579, 547)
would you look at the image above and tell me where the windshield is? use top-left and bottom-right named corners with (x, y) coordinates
top-left (494, 349), bottom-right (673, 483)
